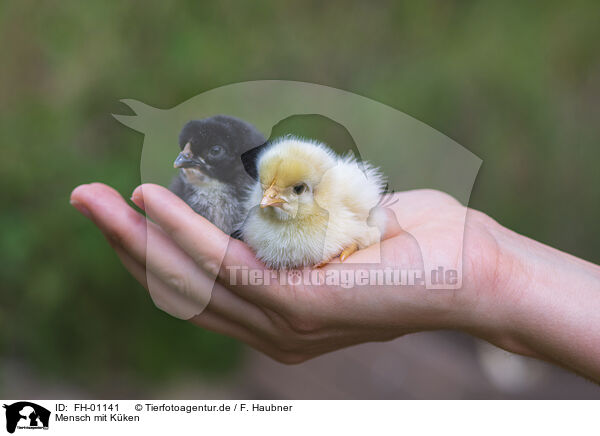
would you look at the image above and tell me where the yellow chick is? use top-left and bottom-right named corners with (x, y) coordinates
top-left (242, 137), bottom-right (388, 269)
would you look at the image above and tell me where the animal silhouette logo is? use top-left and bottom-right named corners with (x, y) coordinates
top-left (113, 80), bottom-right (482, 320)
top-left (3, 402), bottom-right (50, 434)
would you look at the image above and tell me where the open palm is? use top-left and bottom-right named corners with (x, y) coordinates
top-left (70, 183), bottom-right (500, 363)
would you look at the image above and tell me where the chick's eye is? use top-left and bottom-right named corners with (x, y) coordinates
top-left (209, 145), bottom-right (224, 157)
top-left (293, 183), bottom-right (307, 195)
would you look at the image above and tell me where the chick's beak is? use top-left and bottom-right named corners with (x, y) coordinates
top-left (174, 142), bottom-right (199, 169)
top-left (173, 151), bottom-right (195, 168)
top-left (260, 186), bottom-right (285, 208)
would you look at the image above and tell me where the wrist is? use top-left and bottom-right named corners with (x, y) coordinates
top-left (456, 213), bottom-right (540, 356)
top-left (465, 215), bottom-right (600, 371)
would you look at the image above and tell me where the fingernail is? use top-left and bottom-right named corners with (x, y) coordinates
top-left (70, 200), bottom-right (92, 219)
top-left (131, 189), bottom-right (145, 210)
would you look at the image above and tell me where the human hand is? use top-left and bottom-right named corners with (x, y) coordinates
top-left (70, 182), bottom-right (508, 364)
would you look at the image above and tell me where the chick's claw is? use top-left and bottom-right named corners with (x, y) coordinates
top-left (313, 259), bottom-right (331, 269)
top-left (339, 243), bottom-right (358, 262)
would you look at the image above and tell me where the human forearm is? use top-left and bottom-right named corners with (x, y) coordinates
top-left (475, 220), bottom-right (600, 381)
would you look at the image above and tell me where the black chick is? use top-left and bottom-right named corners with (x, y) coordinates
top-left (170, 115), bottom-right (266, 235)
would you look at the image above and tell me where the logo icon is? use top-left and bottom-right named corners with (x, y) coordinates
top-left (3, 402), bottom-right (50, 434)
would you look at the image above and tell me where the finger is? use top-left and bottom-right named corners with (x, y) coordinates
top-left (190, 311), bottom-right (308, 364)
top-left (71, 183), bottom-right (219, 317)
top-left (131, 183), bottom-right (262, 273)
top-left (111, 243), bottom-right (149, 289)
top-left (112, 242), bottom-right (297, 360)
top-left (73, 184), bottom-right (277, 330)
top-left (112, 237), bottom-right (277, 344)
top-left (206, 284), bottom-right (277, 339)
top-left (109, 244), bottom-right (289, 358)
top-left (72, 183), bottom-right (201, 278)
top-left (380, 207), bottom-right (403, 240)
top-left (131, 183), bottom-right (289, 308)
top-left (388, 189), bottom-right (462, 226)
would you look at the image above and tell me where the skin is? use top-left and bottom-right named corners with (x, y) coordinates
top-left (70, 183), bottom-right (600, 381)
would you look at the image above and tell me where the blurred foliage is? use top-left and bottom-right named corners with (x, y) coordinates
top-left (0, 0), bottom-right (599, 393)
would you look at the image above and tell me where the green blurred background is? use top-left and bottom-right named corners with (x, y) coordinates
top-left (1, 1), bottom-right (599, 397)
